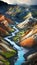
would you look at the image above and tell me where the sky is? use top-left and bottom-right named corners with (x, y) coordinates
top-left (1, 0), bottom-right (37, 5)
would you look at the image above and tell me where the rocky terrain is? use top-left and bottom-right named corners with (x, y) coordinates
top-left (0, 14), bottom-right (14, 37)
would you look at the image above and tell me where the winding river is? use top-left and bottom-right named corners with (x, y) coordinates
top-left (4, 25), bottom-right (29, 65)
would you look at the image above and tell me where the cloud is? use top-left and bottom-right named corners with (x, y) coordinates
top-left (31, 0), bottom-right (37, 5)
top-left (1, 0), bottom-right (37, 5)
top-left (17, 0), bottom-right (31, 4)
top-left (1, 0), bottom-right (17, 4)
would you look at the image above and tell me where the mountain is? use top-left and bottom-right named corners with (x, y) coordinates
top-left (0, 1), bottom-right (8, 5)
top-left (0, 1), bottom-right (30, 22)
top-left (0, 37), bottom-right (16, 58)
top-left (0, 1), bottom-right (8, 13)
top-left (6, 4), bottom-right (30, 22)
top-left (0, 14), bottom-right (17, 65)
top-left (17, 18), bottom-right (37, 29)
top-left (20, 24), bottom-right (37, 47)
top-left (0, 14), bottom-right (14, 37)
top-left (23, 52), bottom-right (37, 65)
top-left (29, 5), bottom-right (37, 18)
top-left (0, 55), bottom-right (10, 65)
top-left (0, 37), bottom-right (16, 65)
top-left (11, 18), bottom-right (37, 47)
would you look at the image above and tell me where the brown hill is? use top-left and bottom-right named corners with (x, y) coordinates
top-left (0, 14), bottom-right (14, 37)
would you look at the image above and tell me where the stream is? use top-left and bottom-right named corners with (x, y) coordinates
top-left (4, 25), bottom-right (29, 65)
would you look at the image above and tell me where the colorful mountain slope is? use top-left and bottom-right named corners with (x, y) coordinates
top-left (0, 38), bottom-right (16, 58)
top-left (0, 14), bottom-right (14, 37)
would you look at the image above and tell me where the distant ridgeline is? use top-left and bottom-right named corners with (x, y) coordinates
top-left (29, 5), bottom-right (37, 18)
top-left (0, 1), bottom-right (30, 22)
top-left (0, 1), bottom-right (28, 13)
top-left (0, 1), bottom-right (37, 21)
top-left (0, 1), bottom-right (8, 13)
top-left (0, 1), bottom-right (8, 5)
top-left (30, 5), bottom-right (37, 9)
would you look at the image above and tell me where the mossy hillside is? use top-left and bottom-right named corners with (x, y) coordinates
top-left (1, 50), bottom-right (16, 58)
top-left (12, 30), bottom-right (25, 42)
top-left (0, 60), bottom-right (10, 65)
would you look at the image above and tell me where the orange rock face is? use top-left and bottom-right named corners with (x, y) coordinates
top-left (0, 27), bottom-right (9, 37)
top-left (0, 14), bottom-right (13, 24)
top-left (0, 14), bottom-right (13, 37)
top-left (20, 36), bottom-right (35, 47)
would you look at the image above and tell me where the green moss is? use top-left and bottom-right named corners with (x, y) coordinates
top-left (16, 8), bottom-right (21, 13)
top-left (9, 7), bottom-right (13, 11)
top-left (1, 50), bottom-right (16, 58)
top-left (5, 31), bottom-right (10, 36)
top-left (16, 31), bottom-right (24, 36)
top-left (10, 29), bottom-right (15, 32)
top-left (32, 11), bottom-right (37, 16)
top-left (23, 12), bottom-right (31, 19)
top-left (13, 36), bottom-right (20, 43)
top-left (1, 59), bottom-right (10, 65)
top-left (12, 30), bottom-right (25, 42)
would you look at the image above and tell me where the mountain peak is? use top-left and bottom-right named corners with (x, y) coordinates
top-left (0, 1), bottom-right (8, 5)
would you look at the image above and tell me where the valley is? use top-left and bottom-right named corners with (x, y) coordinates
top-left (0, 1), bottom-right (37, 65)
